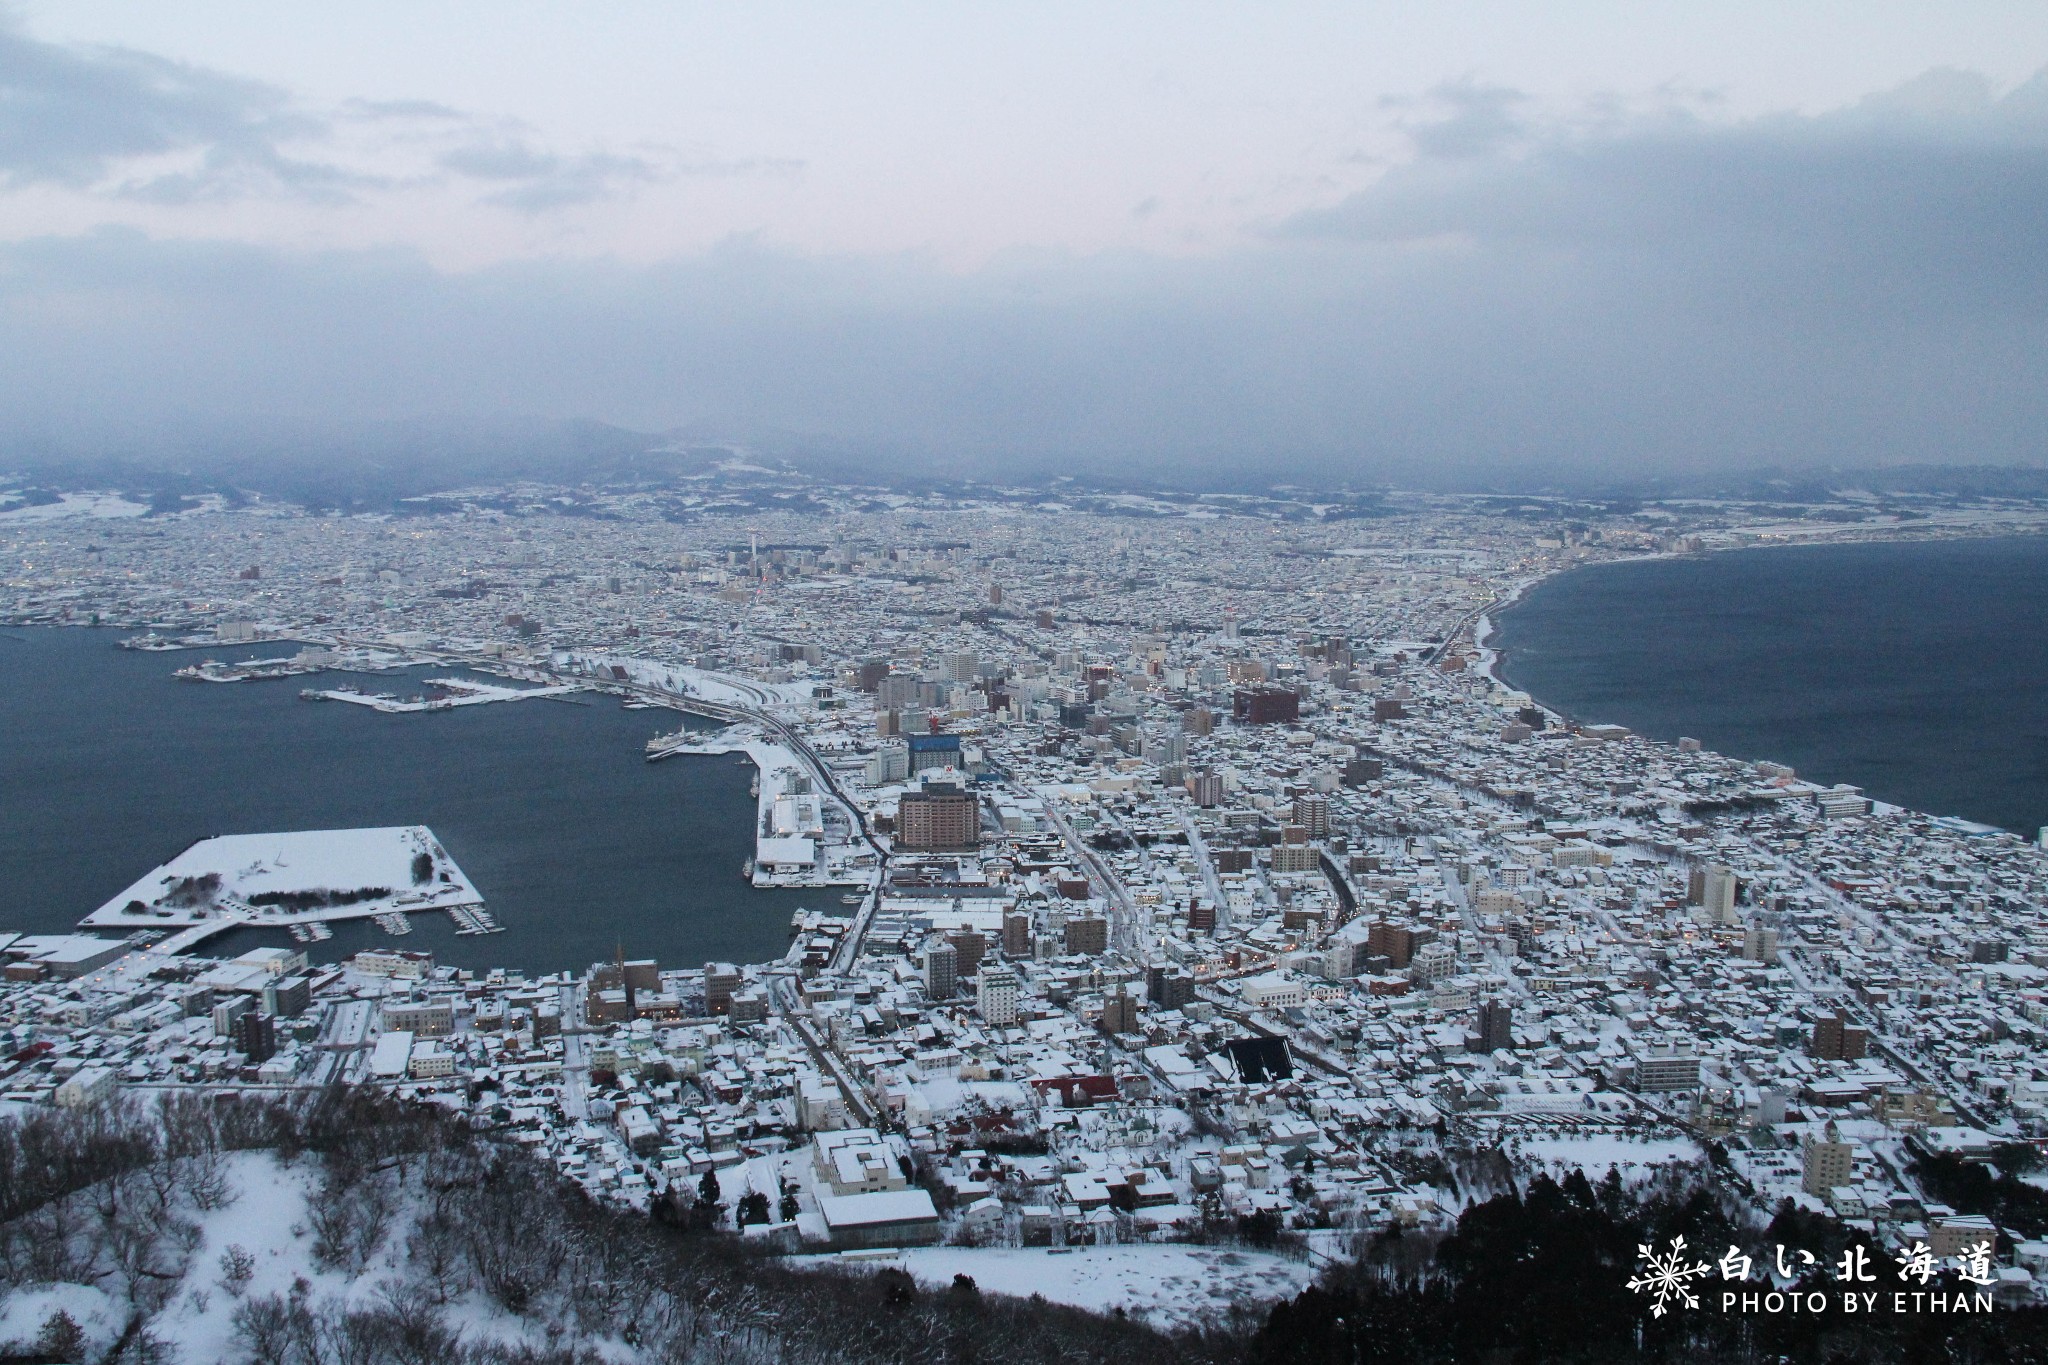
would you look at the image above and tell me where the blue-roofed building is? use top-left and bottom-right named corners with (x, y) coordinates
top-left (907, 733), bottom-right (962, 773)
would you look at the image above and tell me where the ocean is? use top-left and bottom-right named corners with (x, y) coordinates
top-left (0, 627), bottom-right (820, 973)
top-left (1490, 534), bottom-right (2048, 836)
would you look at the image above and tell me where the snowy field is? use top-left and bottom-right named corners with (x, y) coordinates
top-left (1505, 1132), bottom-right (1706, 1182)
top-left (0, 491), bottom-right (150, 522)
top-left (82, 825), bottom-right (482, 929)
top-left (797, 1244), bottom-right (1313, 1329)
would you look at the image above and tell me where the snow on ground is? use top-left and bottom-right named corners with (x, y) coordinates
top-left (1508, 1133), bottom-right (1706, 1181)
top-left (579, 653), bottom-right (818, 710)
top-left (0, 491), bottom-right (151, 522)
top-left (0, 1282), bottom-right (124, 1359)
top-left (797, 1244), bottom-right (1313, 1329)
top-left (82, 825), bottom-right (482, 928)
top-left (1, 1151), bottom-right (625, 1363)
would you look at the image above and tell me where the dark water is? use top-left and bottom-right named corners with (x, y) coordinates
top-left (1491, 536), bottom-right (2048, 836)
top-left (0, 628), bottom-right (818, 973)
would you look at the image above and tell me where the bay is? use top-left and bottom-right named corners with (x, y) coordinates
top-left (1490, 535), bottom-right (2048, 836)
top-left (0, 627), bottom-right (816, 974)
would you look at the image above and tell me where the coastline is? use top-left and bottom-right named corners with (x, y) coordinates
top-left (1477, 531), bottom-right (2048, 837)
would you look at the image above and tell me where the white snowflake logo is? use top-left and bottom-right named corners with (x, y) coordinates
top-left (1627, 1236), bottom-right (1713, 1317)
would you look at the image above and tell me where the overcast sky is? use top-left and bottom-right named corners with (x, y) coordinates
top-left (5, 3), bottom-right (2048, 485)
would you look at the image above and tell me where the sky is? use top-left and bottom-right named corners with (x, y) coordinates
top-left (5, 3), bottom-right (2048, 487)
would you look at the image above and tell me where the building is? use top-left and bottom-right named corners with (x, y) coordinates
top-left (381, 999), bottom-right (454, 1037)
top-left (1741, 927), bottom-right (1779, 963)
top-left (922, 939), bottom-right (958, 1000)
top-left (1409, 941), bottom-right (1455, 986)
top-left (1188, 771), bottom-right (1224, 807)
top-left (354, 948), bottom-right (433, 980)
top-left (813, 1128), bottom-right (907, 1194)
top-left (1930, 1214), bottom-right (1999, 1260)
top-left (54, 1066), bottom-right (118, 1108)
top-left (1102, 988), bottom-right (1139, 1034)
top-left (1631, 1038), bottom-right (1702, 1093)
top-left (946, 929), bottom-right (987, 978)
top-left (897, 785), bottom-right (980, 851)
top-left (1272, 844), bottom-right (1320, 874)
top-left (403, 1042), bottom-right (452, 1078)
top-left (976, 966), bottom-right (1020, 1026)
top-left (1293, 793), bottom-right (1331, 838)
top-left (1693, 864), bottom-right (1739, 924)
top-left (1002, 909), bottom-right (1033, 957)
top-left (1810, 1012), bottom-right (1869, 1062)
top-left (1472, 1000), bottom-right (1514, 1053)
top-left (704, 962), bottom-right (741, 1016)
top-left (816, 1189), bottom-right (943, 1250)
top-left (212, 995), bottom-right (255, 1037)
top-left (1802, 1123), bottom-right (1854, 1196)
top-left (1063, 915), bottom-right (1109, 955)
top-left (232, 1011), bottom-right (277, 1064)
top-left (906, 733), bottom-right (964, 773)
top-left (865, 743), bottom-right (910, 784)
top-left (368, 1031), bottom-right (413, 1080)
top-left (1240, 973), bottom-right (1307, 1010)
top-left (263, 974), bottom-right (312, 1018)
top-left (1148, 964), bottom-right (1196, 1011)
top-left (1341, 757), bottom-right (1384, 787)
top-left (1233, 688), bottom-right (1300, 725)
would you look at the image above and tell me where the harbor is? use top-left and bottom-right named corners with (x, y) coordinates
top-left (300, 676), bottom-right (587, 712)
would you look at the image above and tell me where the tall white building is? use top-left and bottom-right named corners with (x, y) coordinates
top-left (976, 965), bottom-right (1019, 1026)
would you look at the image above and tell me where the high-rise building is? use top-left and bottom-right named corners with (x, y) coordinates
top-left (947, 929), bottom-right (987, 978)
top-left (1064, 915), bottom-right (1109, 955)
top-left (897, 785), bottom-right (980, 850)
top-left (1101, 988), bottom-right (1139, 1034)
top-left (866, 742), bottom-right (910, 783)
top-left (1801, 1123), bottom-right (1853, 1195)
top-left (1342, 757), bottom-right (1384, 787)
top-left (231, 1010), bottom-right (276, 1064)
top-left (1292, 793), bottom-right (1331, 838)
top-left (1700, 864), bottom-right (1739, 924)
top-left (1188, 770), bottom-right (1224, 807)
top-left (1409, 940), bottom-right (1455, 986)
top-left (1742, 927), bottom-right (1779, 962)
top-left (1187, 902), bottom-right (1217, 932)
top-left (976, 966), bottom-right (1019, 1026)
top-left (1809, 1012), bottom-right (1868, 1062)
top-left (1472, 1000), bottom-right (1513, 1053)
top-left (876, 674), bottom-right (918, 709)
top-left (1002, 909), bottom-right (1033, 958)
top-left (1147, 964), bottom-right (1196, 1011)
top-left (922, 940), bottom-right (958, 1001)
top-left (704, 963), bottom-right (742, 1015)
top-left (1233, 688), bottom-right (1301, 725)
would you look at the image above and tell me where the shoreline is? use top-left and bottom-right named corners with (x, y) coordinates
top-left (1477, 532), bottom-right (2048, 838)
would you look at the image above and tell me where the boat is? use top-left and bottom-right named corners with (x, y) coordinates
top-left (841, 894), bottom-right (864, 905)
top-left (741, 858), bottom-right (755, 880)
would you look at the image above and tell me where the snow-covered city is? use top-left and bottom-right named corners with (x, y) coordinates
top-left (5, 473), bottom-right (2048, 1358)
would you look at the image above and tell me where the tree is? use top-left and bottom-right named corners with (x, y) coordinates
top-left (737, 1190), bottom-right (770, 1227)
top-left (36, 1308), bottom-right (85, 1362)
top-left (219, 1242), bottom-right (256, 1296)
top-left (410, 852), bottom-right (433, 885)
top-left (779, 1182), bottom-right (801, 1223)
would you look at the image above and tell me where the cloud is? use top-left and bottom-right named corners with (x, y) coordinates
top-left (438, 139), bottom-right (660, 211)
top-left (0, 15), bottom-right (349, 199)
top-left (1397, 82), bottom-right (1531, 161)
top-left (3, 71), bottom-right (2048, 489)
top-left (0, 20), bottom-right (770, 212)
